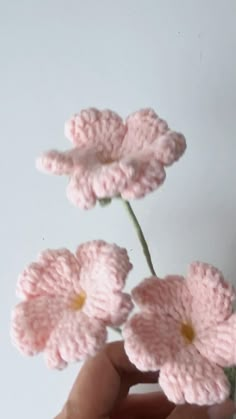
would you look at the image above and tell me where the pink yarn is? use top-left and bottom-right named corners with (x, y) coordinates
top-left (37, 108), bottom-right (186, 209)
top-left (123, 262), bottom-right (236, 405)
top-left (11, 241), bottom-right (133, 369)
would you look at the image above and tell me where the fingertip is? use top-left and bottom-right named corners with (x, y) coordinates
top-left (167, 400), bottom-right (236, 419)
top-left (208, 400), bottom-right (236, 419)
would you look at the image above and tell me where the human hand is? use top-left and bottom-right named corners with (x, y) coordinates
top-left (55, 341), bottom-right (235, 419)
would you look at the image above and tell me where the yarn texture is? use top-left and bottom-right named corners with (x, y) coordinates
top-left (123, 262), bottom-right (236, 405)
top-left (11, 241), bottom-right (133, 369)
top-left (37, 108), bottom-right (186, 209)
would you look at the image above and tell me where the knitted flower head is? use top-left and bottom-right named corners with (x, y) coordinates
top-left (123, 262), bottom-right (236, 406)
top-left (37, 108), bottom-right (186, 209)
top-left (11, 241), bottom-right (133, 369)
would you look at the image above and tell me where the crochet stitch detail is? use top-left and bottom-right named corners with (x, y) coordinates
top-left (123, 262), bottom-right (236, 405)
top-left (37, 108), bottom-right (186, 209)
top-left (11, 241), bottom-right (133, 369)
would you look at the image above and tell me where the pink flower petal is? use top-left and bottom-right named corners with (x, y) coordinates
top-left (67, 170), bottom-right (97, 209)
top-left (68, 157), bottom-right (164, 207)
top-left (152, 131), bottom-right (186, 166)
top-left (84, 291), bottom-right (133, 326)
top-left (123, 312), bottom-right (184, 372)
top-left (36, 150), bottom-right (74, 175)
top-left (44, 311), bottom-right (107, 369)
top-left (91, 161), bottom-right (136, 199)
top-left (11, 296), bottom-right (64, 356)
top-left (159, 345), bottom-right (230, 405)
top-left (76, 241), bottom-right (132, 293)
top-left (17, 249), bottom-right (80, 298)
top-left (132, 275), bottom-right (191, 323)
top-left (123, 109), bottom-right (186, 166)
top-left (64, 108), bottom-right (126, 157)
top-left (121, 158), bottom-right (166, 200)
top-left (67, 160), bottom-right (135, 209)
top-left (123, 109), bottom-right (169, 151)
top-left (186, 262), bottom-right (235, 332)
top-left (195, 313), bottom-right (236, 367)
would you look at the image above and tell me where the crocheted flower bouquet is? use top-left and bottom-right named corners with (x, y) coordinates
top-left (11, 108), bottom-right (236, 406)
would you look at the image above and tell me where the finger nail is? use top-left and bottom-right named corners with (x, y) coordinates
top-left (208, 400), bottom-right (236, 419)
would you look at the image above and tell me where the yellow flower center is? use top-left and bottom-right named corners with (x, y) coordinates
top-left (104, 158), bottom-right (115, 165)
top-left (70, 291), bottom-right (87, 311)
top-left (181, 323), bottom-right (195, 343)
top-left (97, 152), bottom-right (116, 165)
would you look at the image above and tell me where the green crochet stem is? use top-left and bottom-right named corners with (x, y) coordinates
top-left (99, 199), bottom-right (156, 276)
top-left (110, 200), bottom-right (156, 336)
top-left (224, 366), bottom-right (236, 401)
top-left (123, 200), bottom-right (156, 276)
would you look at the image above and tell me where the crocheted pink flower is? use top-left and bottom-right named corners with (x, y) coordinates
top-left (123, 262), bottom-right (236, 406)
top-left (37, 108), bottom-right (186, 209)
top-left (11, 241), bottom-right (133, 369)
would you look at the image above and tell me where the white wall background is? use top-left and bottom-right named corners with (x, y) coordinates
top-left (0, 0), bottom-right (236, 417)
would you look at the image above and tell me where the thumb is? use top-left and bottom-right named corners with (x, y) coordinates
top-left (167, 400), bottom-right (236, 419)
